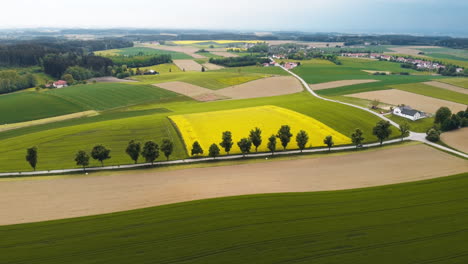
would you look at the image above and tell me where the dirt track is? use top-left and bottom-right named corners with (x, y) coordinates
top-left (441, 128), bottom-right (468, 153)
top-left (347, 89), bottom-right (467, 113)
top-left (154, 76), bottom-right (302, 101)
top-left (309, 79), bottom-right (379, 90)
top-left (0, 144), bottom-right (466, 225)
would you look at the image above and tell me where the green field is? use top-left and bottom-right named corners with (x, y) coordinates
top-left (438, 77), bottom-right (468, 89)
top-left (388, 115), bottom-right (435, 133)
top-left (0, 91), bottom-right (399, 172)
top-left (96, 47), bottom-right (193, 59)
top-left (419, 47), bottom-right (468, 62)
top-left (1, 172), bottom-right (467, 263)
top-left (131, 63), bottom-right (182, 73)
top-left (215, 65), bottom-right (289, 76)
top-left (391, 83), bottom-right (468, 105)
top-left (133, 71), bottom-right (271, 90)
top-left (0, 92), bottom-right (85, 124)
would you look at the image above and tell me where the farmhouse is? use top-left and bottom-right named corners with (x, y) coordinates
top-left (53, 80), bottom-right (68, 88)
top-left (393, 106), bottom-right (426, 121)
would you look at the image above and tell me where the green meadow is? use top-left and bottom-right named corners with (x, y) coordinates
top-left (96, 47), bottom-right (193, 59)
top-left (437, 77), bottom-right (468, 89)
top-left (1, 172), bottom-right (467, 263)
top-left (0, 91), bottom-right (399, 172)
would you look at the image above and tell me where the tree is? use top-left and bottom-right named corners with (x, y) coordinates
top-left (441, 114), bottom-right (461, 131)
top-left (91, 145), bottom-right (111, 166)
top-left (209, 144), bottom-right (220, 159)
top-left (161, 139), bottom-right (174, 161)
top-left (237, 138), bottom-right (252, 157)
top-left (351, 129), bottom-right (365, 148)
top-left (399, 122), bottom-right (410, 141)
top-left (373, 120), bottom-right (392, 146)
top-left (249, 127), bottom-right (262, 152)
top-left (201, 66), bottom-right (205, 72)
top-left (125, 140), bottom-right (141, 164)
top-left (62, 73), bottom-right (75, 85)
top-left (75, 150), bottom-right (90, 171)
top-left (142, 141), bottom-right (159, 164)
top-left (296, 130), bottom-right (309, 152)
top-left (323, 135), bottom-right (334, 151)
top-left (25, 147), bottom-right (38, 171)
top-left (267, 134), bottom-right (277, 155)
top-left (191, 141), bottom-right (204, 156)
top-left (220, 131), bottom-right (234, 155)
top-left (426, 127), bottom-right (441, 142)
top-left (435, 107), bottom-right (452, 124)
top-left (370, 99), bottom-right (380, 109)
top-left (277, 125), bottom-right (293, 150)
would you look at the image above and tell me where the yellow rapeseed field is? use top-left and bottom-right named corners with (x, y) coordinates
top-left (172, 40), bottom-right (264, 45)
top-left (170, 105), bottom-right (351, 155)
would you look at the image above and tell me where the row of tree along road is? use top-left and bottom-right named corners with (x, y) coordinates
top-left (23, 120), bottom-right (411, 172)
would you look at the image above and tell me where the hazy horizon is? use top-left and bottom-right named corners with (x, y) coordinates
top-left (1, 0), bottom-right (467, 37)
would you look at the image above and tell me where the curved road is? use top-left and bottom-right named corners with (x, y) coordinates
top-left (275, 60), bottom-right (467, 159)
top-left (0, 63), bottom-right (465, 177)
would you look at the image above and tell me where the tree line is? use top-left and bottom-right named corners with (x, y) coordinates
top-left (23, 121), bottom-right (405, 172)
top-left (426, 106), bottom-right (468, 142)
top-left (209, 56), bottom-right (270, 67)
top-left (0, 70), bottom-right (37, 94)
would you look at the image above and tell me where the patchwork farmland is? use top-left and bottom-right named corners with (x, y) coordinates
top-left (1, 33), bottom-right (467, 264)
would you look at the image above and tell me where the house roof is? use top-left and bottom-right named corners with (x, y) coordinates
top-left (54, 80), bottom-right (67, 85)
top-left (398, 106), bottom-right (423, 117)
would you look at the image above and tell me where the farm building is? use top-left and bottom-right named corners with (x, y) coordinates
top-left (393, 106), bottom-right (426, 121)
top-left (53, 80), bottom-right (68, 88)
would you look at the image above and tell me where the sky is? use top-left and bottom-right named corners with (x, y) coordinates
top-left (1, 0), bottom-right (467, 36)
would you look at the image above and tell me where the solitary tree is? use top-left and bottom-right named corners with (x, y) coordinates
top-left (161, 139), bottom-right (174, 161)
top-left (201, 66), bottom-right (206, 72)
top-left (267, 134), bottom-right (277, 155)
top-left (249, 127), bottom-right (262, 152)
top-left (142, 141), bottom-right (159, 164)
top-left (191, 141), bottom-right (204, 156)
top-left (434, 107), bottom-right (452, 124)
top-left (426, 127), bottom-right (441, 142)
top-left (220, 131), bottom-right (234, 155)
top-left (25, 147), bottom-right (38, 171)
top-left (351, 129), bottom-right (365, 149)
top-left (237, 138), bottom-right (252, 157)
top-left (91, 145), bottom-right (111, 166)
top-left (373, 120), bottom-right (392, 146)
top-left (323, 135), bottom-right (334, 151)
top-left (126, 140), bottom-right (141, 164)
top-left (296, 130), bottom-right (309, 152)
top-left (209, 143), bottom-right (220, 159)
top-left (277, 125), bottom-right (293, 150)
top-left (399, 122), bottom-right (410, 141)
top-left (75, 150), bottom-right (90, 171)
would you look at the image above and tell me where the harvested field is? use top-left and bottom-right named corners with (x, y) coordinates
top-left (154, 76), bottom-right (302, 101)
top-left (87, 76), bottom-right (137, 83)
top-left (210, 51), bottom-right (238, 57)
top-left (0, 111), bottom-right (98, 132)
top-left (217, 76), bottom-right (302, 99)
top-left (424, 81), bottom-right (468, 95)
top-left (441, 128), bottom-right (468, 154)
top-left (173, 59), bottom-right (203, 71)
top-left (0, 144), bottom-right (466, 225)
top-left (154, 82), bottom-right (225, 102)
top-left (140, 43), bottom-right (205, 58)
top-left (386, 46), bottom-right (440, 56)
top-left (202, 62), bottom-right (224, 70)
top-left (347, 89), bottom-right (467, 113)
top-left (309, 79), bottom-right (379, 90)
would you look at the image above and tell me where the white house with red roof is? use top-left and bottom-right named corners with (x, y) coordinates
top-left (53, 80), bottom-right (68, 88)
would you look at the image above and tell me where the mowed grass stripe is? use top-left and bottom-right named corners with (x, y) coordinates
top-left (1, 173), bottom-right (467, 263)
